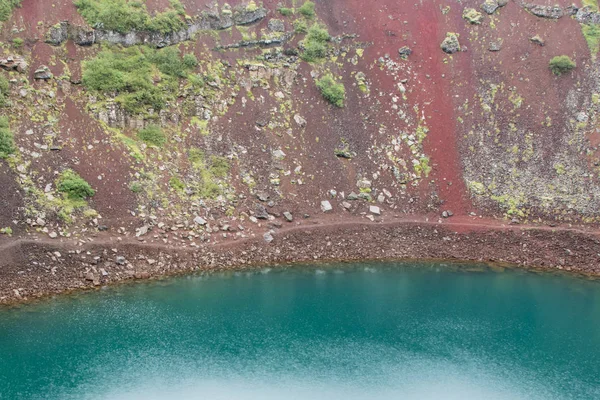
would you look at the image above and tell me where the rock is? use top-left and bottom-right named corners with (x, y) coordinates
top-left (294, 114), bottom-right (307, 128)
top-left (85, 272), bottom-right (95, 281)
top-left (377, 194), bottom-right (385, 203)
top-left (441, 33), bottom-right (461, 54)
top-left (256, 192), bottom-right (270, 202)
top-left (463, 8), bottom-right (484, 24)
top-left (358, 192), bottom-right (372, 201)
top-left (263, 232), bottom-right (274, 243)
top-left (342, 201), bottom-right (352, 209)
top-left (135, 225), bottom-right (149, 237)
top-left (268, 19), bottom-right (285, 32)
top-left (34, 65), bottom-right (52, 80)
top-left (398, 46), bottom-right (412, 59)
top-left (283, 212), bottom-right (293, 222)
top-left (442, 210), bottom-right (453, 218)
top-left (369, 205), bottom-right (381, 215)
top-left (272, 149), bottom-right (286, 160)
top-left (255, 204), bottom-right (269, 219)
top-left (488, 41), bottom-right (502, 52)
top-left (347, 192), bottom-right (359, 200)
top-left (234, 4), bottom-right (268, 25)
top-left (194, 216), bottom-right (207, 226)
top-left (329, 189), bottom-right (337, 198)
top-left (0, 55), bottom-right (28, 72)
top-left (530, 35), bottom-right (545, 46)
top-left (356, 179), bottom-right (372, 189)
top-left (334, 146), bottom-right (356, 159)
top-left (481, 0), bottom-right (499, 15)
top-left (48, 232), bottom-right (58, 239)
top-left (522, 3), bottom-right (567, 19)
top-left (321, 200), bottom-right (333, 212)
top-left (115, 256), bottom-right (127, 265)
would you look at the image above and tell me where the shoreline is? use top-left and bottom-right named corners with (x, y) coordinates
top-left (2, 218), bottom-right (600, 305)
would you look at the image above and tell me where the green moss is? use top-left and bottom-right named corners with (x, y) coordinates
top-left (137, 125), bottom-right (166, 147)
top-left (12, 37), bottom-right (23, 47)
top-left (57, 169), bottom-right (95, 200)
top-left (549, 55), bottom-right (576, 76)
top-left (0, 227), bottom-right (12, 236)
top-left (0, 116), bottom-right (15, 159)
top-left (74, 0), bottom-right (186, 34)
top-left (298, 1), bottom-right (315, 18)
top-left (316, 74), bottom-right (345, 107)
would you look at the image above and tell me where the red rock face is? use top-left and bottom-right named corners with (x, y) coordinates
top-left (1, 0), bottom-right (599, 238)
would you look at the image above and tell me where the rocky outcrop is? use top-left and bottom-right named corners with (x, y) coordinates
top-left (520, 3), bottom-right (578, 19)
top-left (575, 6), bottom-right (600, 24)
top-left (0, 56), bottom-right (27, 73)
top-left (33, 66), bottom-right (52, 80)
top-left (45, 4), bottom-right (268, 48)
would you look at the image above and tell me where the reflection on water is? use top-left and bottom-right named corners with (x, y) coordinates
top-left (1, 262), bottom-right (599, 399)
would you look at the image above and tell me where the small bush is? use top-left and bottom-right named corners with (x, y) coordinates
top-left (137, 125), bottom-right (166, 147)
top-left (316, 74), bottom-right (345, 107)
top-left (129, 181), bottom-right (142, 193)
top-left (298, 1), bottom-right (315, 18)
top-left (0, 0), bottom-right (20, 22)
top-left (209, 156), bottom-right (230, 178)
top-left (301, 24), bottom-right (330, 62)
top-left (82, 46), bottom-right (196, 114)
top-left (169, 176), bottom-right (185, 191)
top-left (57, 169), bottom-right (95, 200)
top-left (0, 74), bottom-right (10, 107)
top-left (278, 7), bottom-right (293, 16)
top-left (293, 19), bottom-right (308, 34)
top-left (74, 0), bottom-right (185, 34)
top-left (0, 117), bottom-right (14, 158)
top-left (12, 37), bottom-right (23, 47)
top-left (549, 55), bottom-right (576, 75)
top-left (182, 53), bottom-right (198, 69)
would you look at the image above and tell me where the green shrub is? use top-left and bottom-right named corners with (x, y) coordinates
top-left (209, 156), bottom-right (230, 178)
top-left (169, 176), bottom-right (185, 191)
top-left (316, 74), bottom-right (345, 107)
top-left (0, 117), bottom-right (14, 158)
top-left (57, 169), bottom-right (95, 200)
top-left (0, 226), bottom-right (12, 236)
top-left (278, 7), bottom-right (293, 16)
top-left (182, 53), bottom-right (198, 69)
top-left (129, 181), bottom-right (142, 192)
top-left (82, 46), bottom-right (196, 114)
top-left (0, 0), bottom-right (20, 22)
top-left (12, 37), bottom-right (23, 47)
top-left (0, 74), bottom-right (9, 107)
top-left (301, 24), bottom-right (330, 62)
top-left (298, 1), bottom-right (315, 18)
top-left (74, 0), bottom-right (185, 34)
top-left (549, 55), bottom-right (576, 75)
top-left (293, 19), bottom-right (307, 33)
top-left (138, 125), bottom-right (166, 147)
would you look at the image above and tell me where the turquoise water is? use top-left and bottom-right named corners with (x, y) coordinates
top-left (1, 262), bottom-right (600, 399)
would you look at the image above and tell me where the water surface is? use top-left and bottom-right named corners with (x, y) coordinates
top-left (1, 262), bottom-right (599, 399)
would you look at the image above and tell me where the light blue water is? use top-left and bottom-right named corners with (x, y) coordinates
top-left (1, 262), bottom-right (599, 399)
